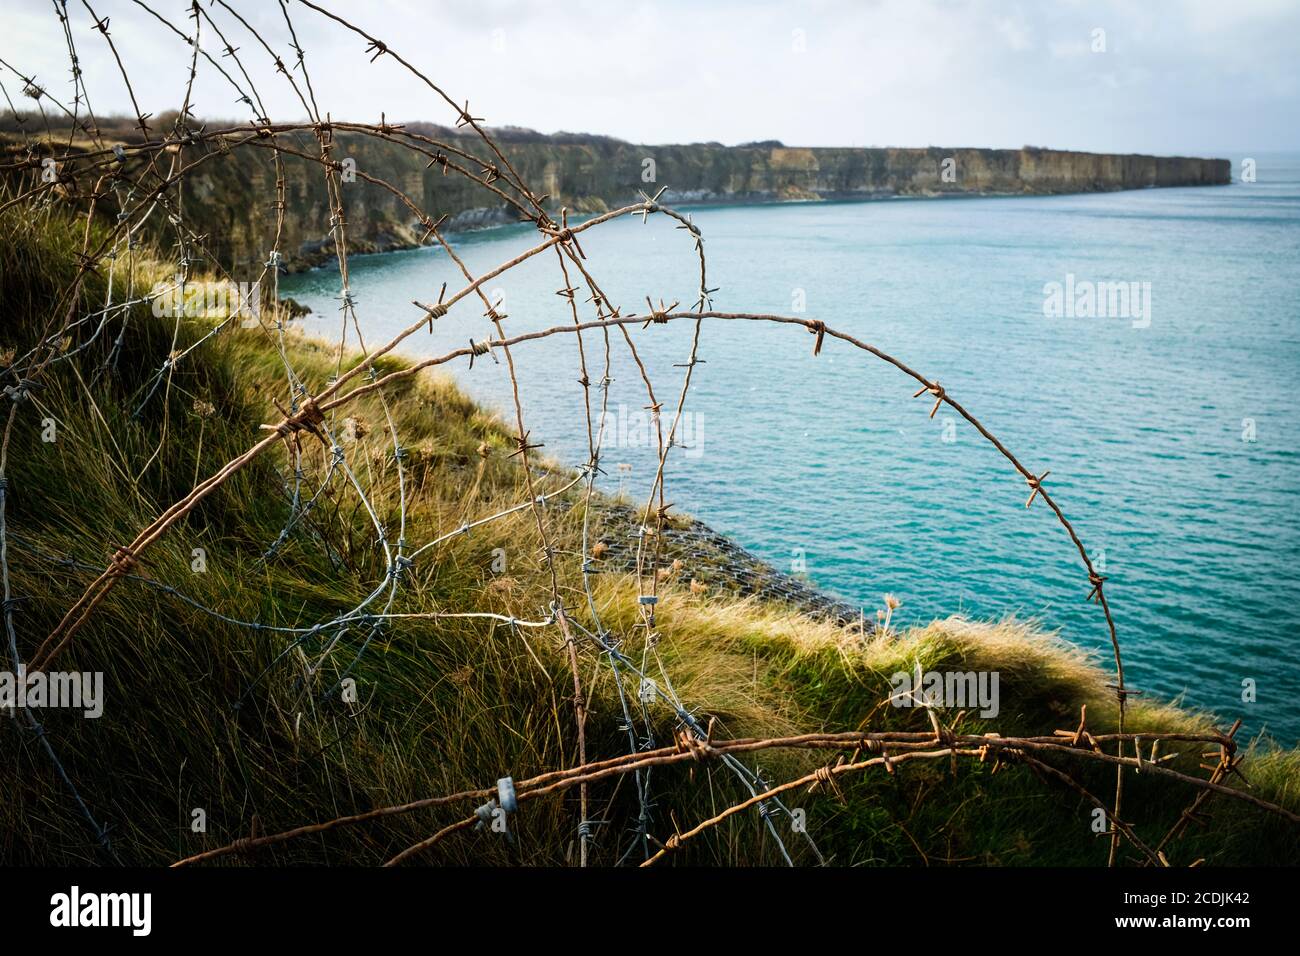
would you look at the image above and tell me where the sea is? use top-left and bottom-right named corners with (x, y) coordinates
top-left (282, 152), bottom-right (1300, 741)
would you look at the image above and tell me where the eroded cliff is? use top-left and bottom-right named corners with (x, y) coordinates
top-left (4, 126), bottom-right (1229, 271)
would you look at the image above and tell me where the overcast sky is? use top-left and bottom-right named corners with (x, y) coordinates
top-left (4, 0), bottom-right (1297, 155)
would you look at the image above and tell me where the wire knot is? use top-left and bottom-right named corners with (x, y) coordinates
top-left (544, 209), bottom-right (586, 258)
top-left (262, 397), bottom-right (326, 444)
top-left (808, 320), bottom-right (826, 356)
top-left (1107, 682), bottom-right (1140, 704)
top-left (508, 430), bottom-right (543, 459)
top-left (912, 380), bottom-right (945, 418)
top-left (467, 339), bottom-right (496, 368)
top-left (674, 730), bottom-right (714, 762)
top-left (1024, 470), bottom-right (1051, 508)
top-left (3, 380), bottom-right (41, 402)
top-left (455, 100), bottom-right (484, 128)
top-left (108, 544), bottom-right (140, 574)
top-left (641, 297), bottom-right (678, 328)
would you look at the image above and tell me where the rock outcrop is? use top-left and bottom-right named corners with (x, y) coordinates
top-left (4, 127), bottom-right (1229, 272)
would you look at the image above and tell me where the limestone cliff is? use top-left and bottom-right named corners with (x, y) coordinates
top-left (4, 127), bottom-right (1230, 272)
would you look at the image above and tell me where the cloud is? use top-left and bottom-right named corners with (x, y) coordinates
top-left (995, 14), bottom-right (1035, 52)
top-left (1, 0), bottom-right (1296, 153)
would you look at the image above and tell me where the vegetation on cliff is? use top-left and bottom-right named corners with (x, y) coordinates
top-left (2, 202), bottom-right (1294, 867)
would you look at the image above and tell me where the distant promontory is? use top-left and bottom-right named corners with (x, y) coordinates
top-left (1, 120), bottom-right (1230, 271)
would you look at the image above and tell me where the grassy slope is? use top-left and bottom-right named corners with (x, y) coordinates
top-left (1, 205), bottom-right (1296, 867)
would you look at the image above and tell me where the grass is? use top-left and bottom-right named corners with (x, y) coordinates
top-left (1, 200), bottom-right (1297, 867)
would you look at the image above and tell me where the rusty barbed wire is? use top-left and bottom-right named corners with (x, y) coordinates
top-left (168, 718), bottom-right (1298, 867)
top-left (0, 0), bottom-right (1291, 869)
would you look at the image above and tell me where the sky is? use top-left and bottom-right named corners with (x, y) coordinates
top-left (3, 0), bottom-right (1298, 155)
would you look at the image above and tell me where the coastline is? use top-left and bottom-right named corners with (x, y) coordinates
top-left (284, 178), bottom-right (1235, 273)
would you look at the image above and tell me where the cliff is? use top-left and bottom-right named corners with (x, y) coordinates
top-left (3, 125), bottom-right (1230, 271)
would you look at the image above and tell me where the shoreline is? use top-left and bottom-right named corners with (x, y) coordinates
top-left (266, 312), bottom-right (869, 626)
top-left (284, 179), bottom-right (1234, 273)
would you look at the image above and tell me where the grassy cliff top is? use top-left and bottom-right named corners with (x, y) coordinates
top-left (1, 202), bottom-right (1296, 867)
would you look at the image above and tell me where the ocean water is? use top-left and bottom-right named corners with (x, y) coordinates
top-left (283, 153), bottom-right (1300, 741)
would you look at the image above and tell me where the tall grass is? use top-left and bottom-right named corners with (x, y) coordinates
top-left (1, 202), bottom-right (1296, 866)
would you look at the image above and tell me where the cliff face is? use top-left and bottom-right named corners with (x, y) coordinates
top-left (12, 130), bottom-right (1229, 271)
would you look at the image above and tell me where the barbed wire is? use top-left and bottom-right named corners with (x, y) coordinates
top-left (0, 0), bottom-right (1291, 868)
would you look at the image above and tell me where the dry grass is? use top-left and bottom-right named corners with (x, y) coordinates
top-left (1, 203), bottom-right (1296, 867)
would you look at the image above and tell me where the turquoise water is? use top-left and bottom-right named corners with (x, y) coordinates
top-left (283, 154), bottom-right (1300, 741)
